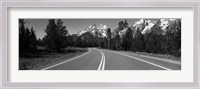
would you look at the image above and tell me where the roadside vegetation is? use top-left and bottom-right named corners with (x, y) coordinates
top-left (19, 47), bottom-right (88, 70)
top-left (127, 51), bottom-right (181, 62)
top-left (19, 19), bottom-right (88, 70)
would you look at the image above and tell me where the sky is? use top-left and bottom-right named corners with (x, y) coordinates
top-left (24, 19), bottom-right (147, 39)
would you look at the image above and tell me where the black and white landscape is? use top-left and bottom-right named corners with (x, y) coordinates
top-left (19, 19), bottom-right (181, 70)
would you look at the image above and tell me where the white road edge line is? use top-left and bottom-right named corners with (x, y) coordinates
top-left (41, 48), bottom-right (91, 70)
top-left (126, 52), bottom-right (181, 65)
top-left (110, 50), bottom-right (172, 70)
top-left (95, 48), bottom-right (105, 70)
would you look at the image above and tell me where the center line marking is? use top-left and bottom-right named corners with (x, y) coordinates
top-left (95, 48), bottom-right (105, 70)
top-left (101, 52), bottom-right (105, 70)
top-left (97, 52), bottom-right (104, 70)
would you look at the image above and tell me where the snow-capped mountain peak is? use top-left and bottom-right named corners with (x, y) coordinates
top-left (77, 19), bottom-right (178, 38)
top-left (131, 19), bottom-right (177, 34)
top-left (133, 19), bottom-right (145, 27)
top-left (160, 19), bottom-right (176, 32)
top-left (77, 24), bottom-right (108, 37)
top-left (132, 19), bottom-right (156, 34)
top-left (141, 20), bottom-right (156, 34)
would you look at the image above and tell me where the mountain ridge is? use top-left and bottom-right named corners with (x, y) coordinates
top-left (76, 19), bottom-right (178, 38)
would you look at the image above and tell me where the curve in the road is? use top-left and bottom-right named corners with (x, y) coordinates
top-left (94, 48), bottom-right (105, 70)
top-left (41, 48), bottom-right (91, 70)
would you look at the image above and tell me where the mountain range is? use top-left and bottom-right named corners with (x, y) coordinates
top-left (76, 19), bottom-right (178, 38)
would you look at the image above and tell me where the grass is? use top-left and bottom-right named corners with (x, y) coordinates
top-left (19, 47), bottom-right (88, 70)
top-left (127, 51), bottom-right (181, 62)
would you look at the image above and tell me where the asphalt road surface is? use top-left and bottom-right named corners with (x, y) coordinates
top-left (38, 48), bottom-right (181, 70)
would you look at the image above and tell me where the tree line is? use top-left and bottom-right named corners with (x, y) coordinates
top-left (19, 19), bottom-right (37, 55)
top-left (19, 19), bottom-right (181, 57)
top-left (19, 19), bottom-right (69, 55)
top-left (65, 19), bottom-right (181, 57)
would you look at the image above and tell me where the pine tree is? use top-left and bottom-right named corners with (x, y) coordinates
top-left (114, 33), bottom-right (122, 50)
top-left (132, 28), bottom-right (144, 51)
top-left (106, 28), bottom-right (111, 49)
top-left (19, 19), bottom-right (39, 54)
top-left (19, 19), bottom-right (26, 54)
top-left (122, 28), bottom-right (133, 51)
top-left (165, 19), bottom-right (181, 56)
top-left (123, 20), bottom-right (129, 28)
top-left (29, 27), bottom-right (37, 51)
top-left (56, 19), bottom-right (69, 49)
top-left (144, 20), bottom-right (165, 53)
top-left (44, 19), bottom-right (69, 51)
top-left (44, 19), bottom-right (57, 51)
top-left (24, 27), bottom-right (31, 52)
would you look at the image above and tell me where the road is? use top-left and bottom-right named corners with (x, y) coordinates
top-left (38, 48), bottom-right (181, 70)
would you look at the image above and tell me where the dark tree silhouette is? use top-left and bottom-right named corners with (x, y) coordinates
top-left (44, 19), bottom-right (69, 51)
top-left (29, 27), bottom-right (37, 52)
top-left (19, 19), bottom-right (38, 55)
top-left (106, 28), bottom-right (111, 49)
top-left (132, 28), bottom-right (145, 52)
top-left (122, 28), bottom-right (133, 51)
top-left (165, 19), bottom-right (181, 56)
top-left (19, 19), bottom-right (26, 53)
top-left (144, 20), bottom-right (165, 53)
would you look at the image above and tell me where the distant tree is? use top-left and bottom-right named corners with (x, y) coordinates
top-left (66, 34), bottom-right (78, 47)
top-left (117, 20), bottom-right (129, 31)
top-left (106, 28), bottom-right (111, 49)
top-left (118, 21), bottom-right (124, 31)
top-left (76, 36), bottom-right (82, 47)
top-left (37, 38), bottom-right (43, 46)
top-left (123, 20), bottom-right (129, 28)
top-left (144, 20), bottom-right (165, 53)
top-left (112, 33), bottom-right (122, 50)
top-left (132, 28), bottom-right (144, 52)
top-left (100, 37), bottom-right (108, 48)
top-left (122, 28), bottom-right (133, 51)
top-left (165, 19), bottom-right (181, 56)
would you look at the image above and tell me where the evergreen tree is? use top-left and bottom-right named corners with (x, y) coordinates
top-left (122, 28), bottom-right (133, 51)
top-left (44, 19), bottom-right (69, 51)
top-left (114, 33), bottom-right (122, 50)
top-left (19, 19), bottom-right (26, 53)
top-left (132, 28), bottom-right (144, 51)
top-left (144, 20), bottom-right (165, 53)
top-left (37, 38), bottom-right (43, 46)
top-left (44, 19), bottom-right (57, 50)
top-left (106, 28), bottom-right (111, 49)
top-left (123, 20), bottom-right (129, 28)
top-left (165, 19), bottom-right (181, 56)
top-left (118, 21), bottom-right (124, 31)
top-left (19, 19), bottom-right (38, 54)
top-left (29, 27), bottom-right (37, 51)
top-left (24, 27), bottom-right (31, 52)
top-left (56, 19), bottom-right (69, 48)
